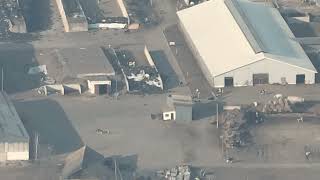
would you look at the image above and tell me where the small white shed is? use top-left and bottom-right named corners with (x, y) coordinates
top-left (162, 94), bottom-right (193, 122)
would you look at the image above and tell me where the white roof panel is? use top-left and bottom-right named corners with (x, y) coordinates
top-left (177, 0), bottom-right (317, 76)
top-left (177, 0), bottom-right (256, 76)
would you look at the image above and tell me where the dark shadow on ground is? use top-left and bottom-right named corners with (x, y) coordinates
top-left (280, 8), bottom-right (306, 17)
top-left (0, 43), bottom-right (42, 94)
top-left (294, 100), bottom-right (320, 113)
top-left (307, 52), bottom-right (320, 83)
top-left (79, 0), bottom-right (104, 23)
top-left (193, 101), bottom-right (223, 120)
top-left (150, 50), bottom-right (179, 90)
top-left (14, 99), bottom-right (84, 155)
top-left (111, 79), bottom-right (125, 94)
top-left (21, 0), bottom-right (53, 32)
top-left (104, 154), bottom-right (138, 179)
top-left (101, 47), bottom-right (122, 74)
top-left (287, 20), bottom-right (318, 37)
top-left (125, 0), bottom-right (160, 27)
top-left (0, 33), bottom-right (40, 42)
top-left (164, 24), bottom-right (212, 98)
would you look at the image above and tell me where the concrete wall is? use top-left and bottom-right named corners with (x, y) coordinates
top-left (176, 105), bottom-right (192, 122)
top-left (144, 46), bottom-right (164, 90)
top-left (0, 142), bottom-right (29, 161)
top-left (0, 153), bottom-right (6, 161)
top-left (144, 46), bottom-right (156, 67)
top-left (128, 23), bottom-right (140, 30)
top-left (7, 151), bottom-right (29, 161)
top-left (64, 84), bottom-right (82, 94)
top-left (163, 111), bottom-right (176, 121)
top-left (214, 58), bottom-right (315, 87)
top-left (178, 20), bottom-right (214, 86)
top-left (87, 80), bottom-right (111, 94)
top-left (55, 0), bottom-right (70, 32)
top-left (45, 85), bottom-right (65, 95)
top-left (10, 18), bottom-right (27, 33)
top-left (291, 16), bottom-right (310, 23)
top-left (69, 20), bottom-right (88, 32)
top-left (55, 0), bottom-right (88, 32)
top-left (122, 68), bottom-right (130, 92)
top-left (88, 23), bottom-right (127, 29)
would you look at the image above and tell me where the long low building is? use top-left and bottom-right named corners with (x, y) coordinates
top-left (177, 0), bottom-right (317, 87)
top-left (0, 92), bottom-right (29, 161)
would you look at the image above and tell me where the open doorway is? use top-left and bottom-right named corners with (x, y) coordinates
top-left (253, 73), bottom-right (269, 85)
top-left (224, 77), bottom-right (234, 87)
top-left (296, 74), bottom-right (305, 84)
top-left (94, 84), bottom-right (108, 95)
top-left (170, 113), bottom-right (175, 120)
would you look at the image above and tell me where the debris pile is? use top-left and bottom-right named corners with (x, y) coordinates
top-left (0, 0), bottom-right (26, 34)
top-left (115, 49), bottom-right (163, 93)
top-left (125, 0), bottom-right (158, 26)
top-left (261, 95), bottom-right (304, 114)
top-left (157, 165), bottom-right (191, 180)
top-left (126, 66), bottom-right (162, 88)
top-left (222, 109), bottom-right (250, 149)
top-left (96, 128), bottom-right (111, 135)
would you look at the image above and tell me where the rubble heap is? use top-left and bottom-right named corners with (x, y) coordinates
top-left (261, 95), bottom-right (297, 114)
top-left (115, 49), bottom-right (163, 93)
top-left (222, 109), bottom-right (250, 149)
top-left (0, 0), bottom-right (25, 34)
top-left (157, 165), bottom-right (191, 180)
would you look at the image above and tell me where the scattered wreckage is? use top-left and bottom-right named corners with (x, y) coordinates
top-left (156, 165), bottom-right (216, 180)
top-left (220, 109), bottom-right (255, 149)
top-left (157, 165), bottom-right (191, 180)
top-left (96, 128), bottom-right (111, 135)
top-left (114, 48), bottom-right (164, 93)
top-left (220, 94), bottom-right (306, 149)
top-left (0, 0), bottom-right (27, 34)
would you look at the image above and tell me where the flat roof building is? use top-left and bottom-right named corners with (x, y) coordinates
top-left (162, 94), bottom-right (193, 123)
top-left (0, 92), bottom-right (29, 161)
top-left (57, 47), bottom-right (115, 95)
top-left (177, 0), bottom-right (317, 87)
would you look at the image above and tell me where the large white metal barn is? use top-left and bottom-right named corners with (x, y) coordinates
top-left (0, 92), bottom-right (29, 161)
top-left (177, 0), bottom-right (317, 87)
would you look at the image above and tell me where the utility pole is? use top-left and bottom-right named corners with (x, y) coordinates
top-left (115, 78), bottom-right (118, 100)
top-left (221, 135), bottom-right (224, 159)
top-left (114, 158), bottom-right (118, 180)
top-left (216, 103), bottom-right (219, 128)
top-left (1, 66), bottom-right (3, 91)
top-left (35, 132), bottom-right (39, 160)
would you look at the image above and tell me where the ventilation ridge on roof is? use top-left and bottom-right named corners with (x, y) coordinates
top-left (225, 0), bottom-right (265, 53)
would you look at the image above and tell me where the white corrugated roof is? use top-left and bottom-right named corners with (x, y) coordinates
top-left (0, 92), bottom-right (29, 143)
top-left (177, 0), bottom-right (317, 77)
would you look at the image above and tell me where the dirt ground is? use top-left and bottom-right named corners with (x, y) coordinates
top-left (48, 94), bottom-right (222, 169)
top-left (226, 114), bottom-right (320, 163)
